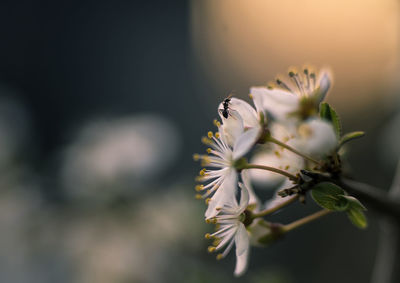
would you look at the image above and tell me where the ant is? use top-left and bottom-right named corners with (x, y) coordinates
top-left (219, 95), bottom-right (232, 119)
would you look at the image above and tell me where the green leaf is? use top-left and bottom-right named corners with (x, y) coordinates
top-left (311, 182), bottom-right (346, 210)
top-left (347, 208), bottom-right (368, 229)
top-left (341, 195), bottom-right (367, 211)
top-left (338, 131), bottom-right (365, 148)
top-left (319, 103), bottom-right (342, 138)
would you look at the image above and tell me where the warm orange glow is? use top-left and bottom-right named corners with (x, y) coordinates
top-left (191, 0), bottom-right (399, 113)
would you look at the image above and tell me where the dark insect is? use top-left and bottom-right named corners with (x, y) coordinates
top-left (220, 95), bottom-right (232, 119)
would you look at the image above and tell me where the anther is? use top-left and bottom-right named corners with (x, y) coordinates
top-left (288, 71), bottom-right (295, 77)
top-left (213, 238), bottom-right (221, 246)
top-left (195, 194), bottom-right (203, 200)
top-left (285, 165), bottom-right (290, 170)
top-left (216, 254), bottom-right (224, 260)
top-left (208, 246), bottom-right (216, 253)
top-left (205, 233), bottom-right (212, 239)
top-left (205, 198), bottom-right (211, 205)
top-left (249, 93), bottom-right (253, 99)
top-left (207, 131), bottom-right (213, 138)
top-left (195, 185), bottom-right (204, 192)
top-left (304, 68), bottom-right (309, 75)
top-left (201, 137), bottom-right (212, 145)
top-left (206, 148), bottom-right (212, 154)
top-left (193, 154), bottom-right (200, 161)
top-left (199, 168), bottom-right (206, 176)
top-left (215, 132), bottom-right (220, 139)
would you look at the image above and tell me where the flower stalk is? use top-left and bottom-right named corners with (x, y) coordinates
top-left (283, 209), bottom-right (332, 232)
top-left (267, 135), bottom-right (323, 166)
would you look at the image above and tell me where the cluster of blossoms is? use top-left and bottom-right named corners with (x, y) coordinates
top-left (194, 66), bottom-right (366, 276)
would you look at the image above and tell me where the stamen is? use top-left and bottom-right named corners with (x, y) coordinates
top-left (212, 238), bottom-right (221, 246)
top-left (208, 131), bottom-right (213, 138)
top-left (267, 81), bottom-right (275, 89)
top-left (195, 194), bottom-right (203, 200)
top-left (285, 165), bottom-right (290, 170)
top-left (193, 153), bottom-right (200, 161)
top-left (304, 68), bottom-right (311, 92)
top-left (310, 73), bottom-right (316, 90)
top-left (199, 168), bottom-right (206, 176)
top-left (248, 93), bottom-right (253, 99)
top-left (205, 198), bottom-right (211, 205)
top-left (195, 185), bottom-right (204, 192)
top-left (216, 254), bottom-right (224, 260)
top-left (207, 246), bottom-right (216, 253)
top-left (276, 77), bottom-right (293, 92)
top-left (206, 148), bottom-right (212, 154)
top-left (205, 233), bottom-right (212, 239)
top-left (215, 132), bottom-right (220, 139)
top-left (201, 137), bottom-right (212, 145)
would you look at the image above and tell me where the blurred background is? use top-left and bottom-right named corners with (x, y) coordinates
top-left (0, 0), bottom-right (399, 282)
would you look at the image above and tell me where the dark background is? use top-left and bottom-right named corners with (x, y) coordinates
top-left (0, 1), bottom-right (398, 283)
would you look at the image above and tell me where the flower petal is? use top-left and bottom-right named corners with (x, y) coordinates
top-left (293, 118), bottom-right (338, 158)
top-left (264, 179), bottom-right (297, 210)
top-left (234, 224), bottom-right (250, 277)
top-left (315, 69), bottom-right (332, 102)
top-left (219, 109), bottom-right (244, 147)
top-left (250, 87), bottom-right (299, 120)
top-left (232, 127), bottom-right (260, 160)
top-left (229, 98), bottom-right (259, 128)
top-left (205, 169), bottom-right (238, 219)
top-left (240, 171), bottom-right (260, 210)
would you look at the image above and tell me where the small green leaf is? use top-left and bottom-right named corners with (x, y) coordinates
top-left (338, 131), bottom-right (365, 148)
top-left (341, 195), bottom-right (367, 211)
top-left (311, 182), bottom-right (345, 210)
top-left (333, 195), bottom-right (350, 211)
top-left (319, 103), bottom-right (342, 138)
top-left (347, 208), bottom-right (368, 229)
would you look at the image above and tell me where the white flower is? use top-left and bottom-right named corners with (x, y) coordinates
top-left (195, 98), bottom-right (263, 219)
top-left (250, 67), bottom-right (332, 121)
top-left (291, 118), bottom-right (338, 158)
top-left (205, 183), bottom-right (250, 277)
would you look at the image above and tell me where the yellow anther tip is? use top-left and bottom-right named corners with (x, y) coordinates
top-left (207, 131), bottom-right (213, 138)
top-left (248, 93), bottom-right (253, 99)
top-left (195, 185), bottom-right (204, 192)
top-left (195, 194), bottom-right (203, 200)
top-left (193, 153), bottom-right (200, 161)
top-left (199, 169), bottom-right (206, 176)
top-left (216, 254), bottom-right (223, 260)
top-left (205, 233), bottom-right (212, 239)
top-left (206, 148), bottom-right (212, 154)
top-left (215, 132), bottom-right (220, 139)
top-left (205, 198), bottom-right (211, 205)
top-left (208, 246), bottom-right (216, 253)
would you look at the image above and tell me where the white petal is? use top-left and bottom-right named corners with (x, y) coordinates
top-left (234, 224), bottom-right (250, 277)
top-left (250, 87), bottom-right (299, 121)
top-left (315, 69), bottom-right (332, 102)
top-left (237, 181), bottom-right (250, 211)
top-left (232, 127), bottom-right (260, 160)
top-left (249, 152), bottom-right (287, 186)
top-left (229, 98), bottom-right (259, 128)
top-left (240, 171), bottom-right (260, 210)
top-left (205, 169), bottom-right (238, 219)
top-left (249, 149), bottom-right (303, 187)
top-left (220, 109), bottom-right (244, 147)
top-left (293, 118), bottom-right (338, 158)
top-left (264, 179), bottom-right (297, 210)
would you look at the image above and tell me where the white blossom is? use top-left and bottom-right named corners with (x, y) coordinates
top-left (205, 183), bottom-right (250, 277)
top-left (250, 68), bottom-right (332, 121)
top-left (195, 98), bottom-right (263, 219)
